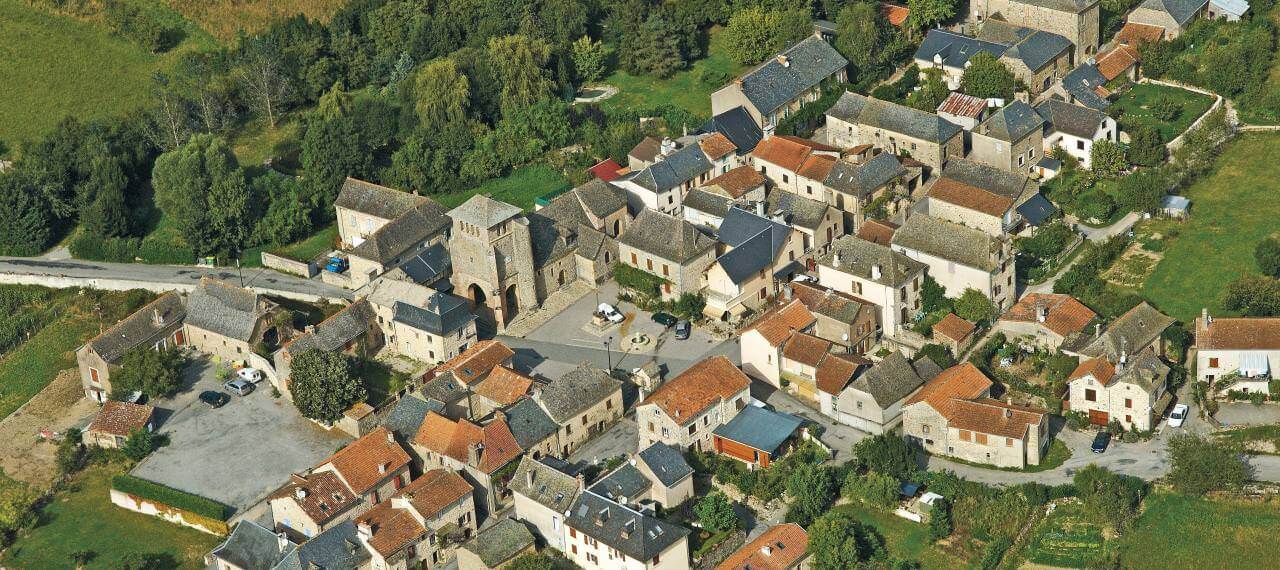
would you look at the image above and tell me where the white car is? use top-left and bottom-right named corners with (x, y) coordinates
top-left (237, 367), bottom-right (263, 383)
top-left (793, 274), bottom-right (818, 284)
top-left (1168, 404), bottom-right (1189, 428)
top-left (597, 303), bottom-right (625, 324)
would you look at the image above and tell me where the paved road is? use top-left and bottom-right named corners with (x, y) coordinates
top-left (1070, 212), bottom-right (1141, 242)
top-left (0, 256), bottom-right (352, 301)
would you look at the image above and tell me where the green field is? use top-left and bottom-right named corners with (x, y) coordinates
top-left (1023, 502), bottom-right (1107, 567)
top-left (598, 27), bottom-right (745, 117)
top-left (1110, 83), bottom-right (1215, 144)
top-left (3, 463), bottom-right (220, 569)
top-left (0, 315), bottom-right (98, 420)
top-left (1142, 133), bottom-right (1280, 321)
top-left (1115, 492), bottom-right (1280, 569)
top-left (828, 505), bottom-right (968, 569)
top-left (436, 164), bottom-right (572, 211)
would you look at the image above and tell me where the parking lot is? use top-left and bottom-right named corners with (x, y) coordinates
top-left (131, 357), bottom-right (351, 515)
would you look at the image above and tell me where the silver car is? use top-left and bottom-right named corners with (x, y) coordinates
top-left (223, 379), bottom-right (255, 396)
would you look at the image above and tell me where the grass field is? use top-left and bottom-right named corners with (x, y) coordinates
top-left (1142, 133), bottom-right (1280, 321)
top-left (598, 27), bottom-right (745, 117)
top-left (164, 0), bottom-right (347, 42)
top-left (828, 505), bottom-right (968, 569)
top-left (1023, 502), bottom-right (1107, 567)
top-left (0, 316), bottom-right (99, 421)
top-left (1111, 83), bottom-right (1215, 143)
top-left (1115, 492), bottom-right (1280, 569)
top-left (2, 463), bottom-right (220, 569)
top-left (437, 164), bottom-right (572, 211)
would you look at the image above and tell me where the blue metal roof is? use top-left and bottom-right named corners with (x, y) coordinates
top-left (712, 406), bottom-right (803, 454)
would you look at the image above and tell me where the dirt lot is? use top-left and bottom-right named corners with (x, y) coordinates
top-left (0, 369), bottom-right (98, 488)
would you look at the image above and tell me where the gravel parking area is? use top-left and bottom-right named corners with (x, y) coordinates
top-left (131, 358), bottom-right (350, 515)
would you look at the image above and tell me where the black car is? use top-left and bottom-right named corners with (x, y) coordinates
top-left (674, 320), bottom-right (692, 340)
top-left (199, 390), bottom-right (230, 409)
top-left (1091, 431), bottom-right (1112, 453)
top-left (652, 312), bottom-right (678, 327)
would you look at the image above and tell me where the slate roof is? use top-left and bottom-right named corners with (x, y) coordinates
top-left (828, 92), bottom-right (963, 144)
top-left (941, 158), bottom-right (1034, 202)
top-left (533, 363), bottom-right (621, 424)
top-left (892, 215), bottom-right (1002, 271)
top-left (789, 281), bottom-right (873, 324)
top-left (1138, 0), bottom-right (1210, 25)
top-left (365, 279), bottom-right (435, 310)
top-left (620, 209), bottom-right (715, 264)
top-left (511, 456), bottom-right (581, 513)
top-left (641, 356), bottom-right (751, 425)
top-left (185, 278), bottom-right (268, 342)
top-left (334, 178), bottom-right (428, 220)
top-left (284, 300), bottom-right (375, 356)
top-left (567, 491), bottom-right (691, 561)
top-left (1196, 316), bottom-right (1280, 350)
top-left (683, 189), bottom-right (734, 219)
top-left (392, 293), bottom-right (475, 336)
top-left (1017, 193), bottom-right (1056, 226)
top-left (915, 29), bottom-right (1008, 68)
top-left (731, 35), bottom-right (848, 115)
top-left (976, 19), bottom-right (1036, 45)
top-left (386, 241), bottom-right (451, 284)
top-left (698, 106), bottom-right (765, 154)
top-left (702, 165), bottom-right (767, 198)
top-left (590, 463), bottom-right (653, 503)
top-left (828, 152), bottom-right (907, 199)
top-left (715, 208), bottom-right (792, 284)
top-left (449, 194), bottom-right (523, 228)
top-left (87, 401), bottom-right (153, 437)
top-left (1060, 64), bottom-right (1111, 110)
top-left (937, 92), bottom-right (988, 119)
top-left (629, 143), bottom-right (714, 192)
top-left (87, 292), bottom-right (185, 363)
top-left (817, 235), bottom-right (925, 287)
top-left (1016, 0), bottom-right (1095, 12)
top-left (572, 179), bottom-right (630, 219)
top-left (380, 394), bottom-right (444, 440)
top-left (461, 518), bottom-right (536, 568)
top-left (975, 101), bottom-right (1046, 143)
top-left (716, 523), bottom-right (809, 570)
top-left (212, 520), bottom-right (295, 569)
top-left (637, 443), bottom-right (693, 487)
top-left (1035, 99), bottom-right (1106, 139)
top-left (1002, 293), bottom-right (1097, 337)
top-left (273, 520), bottom-right (370, 570)
top-left (504, 397), bottom-right (560, 450)
top-left (766, 191), bottom-right (830, 231)
top-left (1112, 349), bottom-right (1170, 391)
top-left (849, 352), bottom-right (941, 407)
top-left (1078, 302), bottom-right (1175, 361)
top-left (712, 406), bottom-right (803, 454)
top-left (349, 200), bottom-right (450, 264)
top-left (1001, 30), bottom-right (1073, 71)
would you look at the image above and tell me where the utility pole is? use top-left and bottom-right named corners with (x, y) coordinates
top-left (604, 336), bottom-right (613, 371)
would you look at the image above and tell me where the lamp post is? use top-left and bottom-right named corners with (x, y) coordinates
top-left (604, 336), bottom-right (613, 371)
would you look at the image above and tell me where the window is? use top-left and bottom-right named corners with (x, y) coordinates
top-left (571, 545), bottom-right (578, 555)
top-left (975, 433), bottom-right (988, 445)
top-left (687, 424), bottom-right (697, 435)
top-left (1209, 357), bottom-right (1219, 368)
top-left (606, 399), bottom-right (613, 410)
top-left (759, 287), bottom-right (767, 300)
top-left (1077, 140), bottom-right (1085, 150)
top-left (1125, 398), bottom-right (1133, 408)
top-left (856, 401), bottom-right (863, 410)
top-left (662, 264), bottom-right (669, 277)
top-left (648, 422), bottom-right (654, 431)
top-left (647, 259), bottom-right (653, 271)
top-left (1018, 155), bottom-right (1025, 166)
top-left (1006, 438), bottom-right (1014, 447)
top-left (570, 528), bottom-right (577, 538)
top-left (922, 425), bottom-right (930, 434)
top-left (959, 430), bottom-right (971, 442)
top-left (630, 252), bottom-right (637, 265)
top-left (1085, 389), bottom-right (1097, 402)
top-left (89, 368), bottom-right (100, 383)
top-left (782, 174), bottom-right (789, 183)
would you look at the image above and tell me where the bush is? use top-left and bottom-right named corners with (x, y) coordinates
top-left (927, 497), bottom-right (952, 541)
top-left (978, 537), bottom-right (1013, 570)
top-left (698, 68), bottom-right (731, 88)
top-left (694, 491), bottom-right (739, 532)
top-left (104, 1), bottom-right (183, 53)
top-left (843, 470), bottom-right (900, 509)
top-left (111, 475), bottom-right (230, 520)
top-left (612, 262), bottom-right (667, 297)
top-left (1167, 434), bottom-right (1248, 495)
top-left (1152, 97), bottom-right (1182, 121)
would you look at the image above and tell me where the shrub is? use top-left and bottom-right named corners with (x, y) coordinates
top-left (843, 470), bottom-right (899, 509)
top-left (111, 475), bottom-right (230, 520)
top-left (612, 262), bottom-right (666, 297)
top-left (1152, 97), bottom-right (1182, 121)
top-left (1167, 434), bottom-right (1248, 495)
top-left (927, 497), bottom-right (952, 541)
top-left (694, 491), bottom-right (739, 532)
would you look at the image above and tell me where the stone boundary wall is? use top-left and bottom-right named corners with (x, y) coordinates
top-left (0, 273), bottom-right (339, 303)
top-left (109, 488), bottom-right (229, 536)
top-left (261, 252), bottom-right (317, 278)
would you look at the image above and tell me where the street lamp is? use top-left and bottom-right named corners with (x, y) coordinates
top-left (604, 336), bottom-right (613, 371)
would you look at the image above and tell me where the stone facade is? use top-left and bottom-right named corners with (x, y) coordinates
top-left (902, 401), bottom-right (1047, 468)
top-left (973, 0), bottom-right (1102, 59)
top-left (618, 242), bottom-right (714, 301)
top-left (971, 125), bottom-right (1045, 176)
top-left (448, 205), bottom-right (539, 333)
top-left (826, 115), bottom-right (964, 174)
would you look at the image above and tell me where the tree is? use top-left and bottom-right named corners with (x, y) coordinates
top-left (785, 463), bottom-right (838, 527)
top-left (290, 349), bottom-right (366, 423)
top-left (487, 35), bottom-right (555, 112)
top-left (414, 59), bottom-right (470, 131)
top-left (626, 14), bottom-right (687, 78)
top-left (835, 3), bottom-right (884, 75)
top-left (78, 156), bottom-right (132, 238)
top-left (808, 509), bottom-right (886, 569)
top-left (571, 35), bottom-right (607, 83)
top-left (56, 428), bottom-right (84, 475)
top-left (916, 343), bottom-right (957, 368)
top-left (147, 72), bottom-right (192, 152)
top-left (0, 483), bottom-right (37, 537)
top-left (842, 470), bottom-right (899, 508)
top-left (1126, 124), bottom-right (1165, 167)
top-left (954, 288), bottom-right (997, 324)
top-left (1115, 169), bottom-right (1166, 214)
top-left (921, 275), bottom-right (951, 314)
top-left (0, 172), bottom-right (54, 256)
top-left (907, 0), bottom-right (957, 36)
top-left (1224, 275), bottom-right (1280, 317)
top-left (254, 175), bottom-right (313, 247)
top-left (927, 498), bottom-right (952, 541)
top-left (122, 429), bottom-right (163, 461)
top-left (852, 433), bottom-right (917, 480)
top-left (175, 51), bottom-right (235, 133)
top-left (507, 554), bottom-right (555, 570)
top-left (117, 552), bottom-right (174, 570)
top-left (908, 68), bottom-right (950, 112)
top-left (1167, 434), bottom-right (1249, 495)
top-left (236, 37), bottom-right (293, 128)
top-left (1256, 237), bottom-right (1280, 278)
top-left (1073, 464), bottom-right (1144, 530)
top-left (111, 346), bottom-right (186, 400)
top-left (722, 8), bottom-right (811, 65)
top-left (959, 52), bottom-right (1016, 100)
top-left (694, 491), bottom-right (739, 532)
top-left (1152, 97), bottom-right (1182, 121)
top-left (1089, 140), bottom-right (1127, 175)
top-left (151, 134), bottom-right (252, 256)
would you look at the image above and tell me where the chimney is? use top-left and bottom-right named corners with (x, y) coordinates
top-left (761, 545), bottom-right (774, 556)
top-left (294, 487), bottom-right (308, 501)
top-left (1095, 323), bottom-right (1102, 338)
top-left (734, 78), bottom-right (743, 88)
top-left (386, 430), bottom-right (395, 444)
top-left (304, 325), bottom-right (316, 334)
top-left (783, 284), bottom-right (793, 301)
top-left (378, 462), bottom-right (387, 475)
top-left (660, 138), bottom-right (677, 157)
top-left (1203, 307), bottom-right (1211, 325)
top-left (833, 252), bottom-right (842, 267)
top-left (152, 308), bottom-right (164, 327)
top-left (277, 532), bottom-right (291, 553)
top-left (1005, 408), bottom-right (1013, 418)
top-left (356, 521), bottom-right (372, 540)
top-left (871, 264), bottom-right (883, 281)
top-left (468, 442), bottom-right (484, 466)
top-left (777, 55), bottom-right (790, 67)
top-left (1036, 300), bottom-right (1048, 323)
top-left (756, 201), bottom-right (766, 217)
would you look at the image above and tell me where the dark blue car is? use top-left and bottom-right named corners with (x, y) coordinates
top-left (1091, 431), bottom-right (1112, 453)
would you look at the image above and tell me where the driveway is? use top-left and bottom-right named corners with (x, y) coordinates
top-left (131, 358), bottom-right (351, 515)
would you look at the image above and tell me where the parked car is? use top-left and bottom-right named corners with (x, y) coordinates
top-left (324, 256), bottom-right (349, 273)
top-left (674, 320), bottom-right (691, 340)
top-left (237, 367), bottom-right (263, 383)
top-left (223, 379), bottom-right (255, 396)
top-left (652, 312), bottom-right (677, 327)
top-left (793, 274), bottom-right (817, 284)
top-left (1168, 404), bottom-right (1189, 428)
top-left (597, 303), bottom-right (625, 324)
top-left (1091, 431), bottom-right (1112, 453)
top-left (199, 391), bottom-right (230, 408)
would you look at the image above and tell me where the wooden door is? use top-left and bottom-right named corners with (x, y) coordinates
top-left (1089, 409), bottom-right (1110, 426)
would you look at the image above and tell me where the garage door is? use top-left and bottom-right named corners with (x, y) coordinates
top-left (1089, 409), bottom-right (1110, 426)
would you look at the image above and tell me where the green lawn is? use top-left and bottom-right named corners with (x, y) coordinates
top-left (828, 505), bottom-right (967, 569)
top-left (1023, 502), bottom-right (1107, 567)
top-left (437, 164), bottom-right (572, 211)
top-left (597, 27), bottom-right (745, 117)
top-left (0, 316), bottom-right (98, 420)
top-left (243, 223), bottom-right (338, 267)
top-left (3, 463), bottom-right (220, 569)
top-left (1110, 83), bottom-right (1215, 144)
top-left (1142, 133), bottom-right (1280, 321)
top-left (1115, 492), bottom-right (1280, 569)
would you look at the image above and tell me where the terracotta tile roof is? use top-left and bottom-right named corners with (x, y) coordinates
top-left (641, 356), bottom-right (751, 425)
top-left (344, 402), bottom-right (376, 420)
top-left (1096, 45), bottom-right (1139, 81)
top-left (473, 366), bottom-right (534, 406)
top-left (880, 2), bottom-right (909, 26)
top-left (1195, 317), bottom-right (1280, 350)
top-left (856, 219), bottom-right (899, 246)
top-left (401, 469), bottom-right (473, 519)
top-left (781, 331), bottom-right (832, 367)
top-left (433, 340), bottom-right (515, 385)
top-left (936, 92), bottom-right (987, 118)
top-left (703, 166), bottom-right (767, 198)
top-left (269, 471), bottom-right (358, 525)
top-left (933, 313), bottom-right (976, 343)
top-left (1116, 22), bottom-right (1164, 46)
top-left (1002, 293), bottom-right (1097, 338)
top-left (744, 300), bottom-right (816, 347)
top-left (414, 413), bottom-right (523, 474)
top-left (716, 523), bottom-right (809, 570)
top-left (816, 353), bottom-right (870, 395)
top-left (776, 135), bottom-right (840, 152)
top-left (752, 136), bottom-right (837, 173)
top-left (948, 398), bottom-right (1046, 440)
top-left (356, 503), bottom-right (425, 558)
top-left (1068, 357), bottom-right (1116, 385)
top-left (87, 401), bottom-right (154, 437)
top-left (928, 177), bottom-right (1014, 217)
top-left (324, 427), bottom-right (411, 495)
top-left (699, 133), bottom-right (738, 161)
top-left (906, 363), bottom-right (993, 418)
top-left (797, 154), bottom-right (837, 180)
top-left (589, 159), bottom-right (624, 182)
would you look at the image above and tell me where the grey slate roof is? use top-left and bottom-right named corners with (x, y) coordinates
top-left (712, 406), bottom-right (803, 453)
top-left (683, 189), bottom-right (734, 219)
top-left (504, 397), bottom-right (559, 450)
top-left (976, 101), bottom-right (1046, 143)
top-left (88, 292), bottom-right (185, 363)
top-left (620, 210), bottom-right (715, 264)
top-left (272, 520), bottom-right (370, 570)
top-left (185, 278), bottom-right (268, 342)
top-left (849, 352), bottom-right (941, 407)
top-left (334, 178), bottom-right (427, 220)
top-left (534, 363), bottom-right (621, 424)
top-left (511, 455), bottom-right (580, 512)
top-left (392, 292), bottom-right (475, 336)
top-left (1139, 0), bottom-right (1210, 24)
top-left (1060, 64), bottom-right (1111, 110)
top-left (733, 35), bottom-right (848, 115)
top-left (892, 214), bottom-right (1003, 271)
top-left (1079, 302), bottom-right (1176, 361)
top-left (212, 520), bottom-right (295, 570)
top-left (527, 180), bottom-right (626, 268)
top-left (566, 491), bottom-right (690, 561)
top-left (387, 241), bottom-right (451, 285)
top-left (461, 518), bottom-right (536, 567)
top-left (1002, 30), bottom-right (1073, 71)
top-left (828, 92), bottom-right (963, 144)
top-left (349, 199), bottom-right (450, 265)
top-left (381, 394), bottom-right (444, 440)
top-left (767, 191), bottom-right (831, 231)
top-left (572, 179), bottom-right (630, 219)
top-left (284, 300), bottom-right (375, 356)
top-left (915, 29), bottom-right (1008, 68)
top-left (977, 19), bottom-right (1036, 45)
top-left (1114, 349), bottom-right (1170, 391)
top-left (629, 143), bottom-right (713, 193)
top-left (825, 152), bottom-right (907, 199)
top-left (817, 235), bottom-right (925, 287)
top-left (637, 443), bottom-right (693, 488)
top-left (589, 463), bottom-right (652, 503)
top-left (449, 194), bottom-right (523, 228)
top-left (1017, 0), bottom-right (1096, 12)
top-left (421, 373), bottom-right (467, 405)
top-left (1017, 193), bottom-right (1057, 226)
top-left (715, 208), bottom-right (792, 284)
top-left (941, 158), bottom-right (1035, 201)
top-left (698, 106), bottom-right (764, 154)
top-left (1035, 99), bottom-right (1106, 139)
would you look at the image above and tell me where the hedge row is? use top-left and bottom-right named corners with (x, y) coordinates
top-left (112, 475), bottom-right (231, 521)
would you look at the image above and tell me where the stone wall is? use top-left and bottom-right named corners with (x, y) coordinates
top-left (109, 488), bottom-right (228, 536)
top-left (260, 252), bottom-right (318, 278)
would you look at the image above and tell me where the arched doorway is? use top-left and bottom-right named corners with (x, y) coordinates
top-left (503, 285), bottom-right (520, 323)
top-left (612, 219), bottom-right (621, 236)
top-left (467, 283), bottom-right (487, 309)
top-left (557, 270), bottom-right (565, 286)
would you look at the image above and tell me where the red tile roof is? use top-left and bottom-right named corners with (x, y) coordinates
top-left (716, 523), bottom-right (809, 570)
top-left (1195, 317), bottom-right (1280, 350)
top-left (752, 136), bottom-right (837, 173)
top-left (880, 2), bottom-right (909, 26)
top-left (1001, 293), bottom-right (1097, 338)
top-left (87, 401), bottom-right (154, 437)
top-left (816, 353), bottom-right (870, 395)
top-left (704, 166), bottom-right (767, 198)
top-left (699, 133), bottom-right (739, 161)
top-left (323, 427), bottom-right (412, 495)
top-left (856, 219), bottom-right (899, 246)
top-left (641, 356), bottom-right (751, 425)
top-left (797, 154), bottom-right (838, 181)
top-left (433, 340), bottom-right (515, 385)
top-left (357, 503), bottom-right (425, 558)
top-left (1096, 45), bottom-right (1139, 81)
top-left (744, 300), bottom-right (817, 347)
top-left (354, 469), bottom-right (474, 557)
top-left (933, 313), bottom-right (976, 343)
top-left (589, 159), bottom-right (624, 182)
top-left (1068, 357), bottom-right (1116, 385)
top-left (948, 398), bottom-right (1046, 440)
top-left (906, 363), bottom-right (993, 418)
top-left (269, 471), bottom-right (358, 525)
top-left (928, 177), bottom-right (1014, 217)
top-left (473, 366), bottom-right (534, 406)
top-left (1116, 22), bottom-right (1165, 46)
top-left (781, 331), bottom-right (832, 367)
top-left (414, 413), bottom-right (523, 474)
